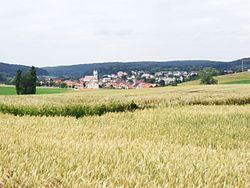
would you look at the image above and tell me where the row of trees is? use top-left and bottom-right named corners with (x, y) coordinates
top-left (15, 66), bottom-right (37, 95)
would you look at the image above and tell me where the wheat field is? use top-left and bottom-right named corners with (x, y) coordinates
top-left (0, 85), bottom-right (250, 187)
top-left (1, 85), bottom-right (250, 107)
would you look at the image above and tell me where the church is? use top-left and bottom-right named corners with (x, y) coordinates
top-left (79, 70), bottom-right (99, 89)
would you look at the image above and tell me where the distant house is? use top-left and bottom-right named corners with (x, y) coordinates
top-left (52, 78), bottom-right (62, 84)
top-left (80, 70), bottom-right (99, 89)
top-left (117, 71), bottom-right (127, 78)
top-left (155, 71), bottom-right (163, 77)
top-left (105, 80), bottom-right (133, 89)
top-left (65, 80), bottom-right (77, 88)
top-left (141, 73), bottom-right (154, 79)
top-left (137, 82), bottom-right (158, 89)
top-left (224, 70), bottom-right (234, 74)
top-left (161, 77), bottom-right (175, 85)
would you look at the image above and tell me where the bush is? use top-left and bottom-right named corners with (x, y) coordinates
top-left (200, 68), bottom-right (218, 85)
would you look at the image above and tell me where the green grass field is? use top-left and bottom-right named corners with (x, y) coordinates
top-left (0, 85), bottom-right (249, 187)
top-left (0, 85), bottom-right (70, 95)
top-left (223, 79), bottom-right (250, 84)
top-left (182, 71), bottom-right (250, 85)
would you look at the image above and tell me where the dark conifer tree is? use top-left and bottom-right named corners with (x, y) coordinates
top-left (15, 66), bottom-right (37, 95)
top-left (15, 69), bottom-right (22, 95)
top-left (30, 66), bottom-right (37, 94)
top-left (20, 72), bottom-right (30, 94)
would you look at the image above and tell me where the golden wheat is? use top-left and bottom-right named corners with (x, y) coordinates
top-left (0, 85), bottom-right (250, 107)
top-left (0, 105), bottom-right (249, 187)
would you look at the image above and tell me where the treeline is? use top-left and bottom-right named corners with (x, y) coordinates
top-left (15, 66), bottom-right (37, 95)
top-left (0, 73), bottom-right (14, 84)
top-left (43, 59), bottom-right (249, 77)
top-left (0, 62), bottom-right (48, 76)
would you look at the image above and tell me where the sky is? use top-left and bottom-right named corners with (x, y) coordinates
top-left (0, 0), bottom-right (250, 67)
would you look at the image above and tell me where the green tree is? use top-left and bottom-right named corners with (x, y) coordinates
top-left (121, 75), bottom-right (127, 81)
top-left (145, 78), bottom-right (156, 84)
top-left (15, 70), bottom-right (22, 95)
top-left (30, 66), bottom-right (37, 94)
top-left (59, 82), bottom-right (67, 88)
top-left (15, 66), bottom-right (37, 95)
top-left (128, 79), bottom-right (134, 84)
top-left (200, 68), bottom-right (218, 85)
top-left (159, 80), bottom-right (165, 87)
top-left (20, 72), bottom-right (31, 94)
top-left (170, 81), bottom-right (177, 86)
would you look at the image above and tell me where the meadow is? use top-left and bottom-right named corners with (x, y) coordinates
top-left (0, 85), bottom-right (69, 95)
top-left (182, 71), bottom-right (250, 85)
top-left (0, 85), bottom-right (249, 187)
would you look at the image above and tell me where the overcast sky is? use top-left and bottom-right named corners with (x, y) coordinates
top-left (0, 0), bottom-right (250, 67)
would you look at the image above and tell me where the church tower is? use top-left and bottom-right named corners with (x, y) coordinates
top-left (93, 69), bottom-right (98, 79)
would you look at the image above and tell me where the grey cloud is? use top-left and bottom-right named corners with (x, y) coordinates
top-left (0, 0), bottom-right (250, 66)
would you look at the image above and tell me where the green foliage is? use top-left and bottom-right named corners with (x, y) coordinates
top-left (201, 67), bottom-right (219, 76)
top-left (0, 62), bottom-right (47, 76)
top-left (170, 81), bottom-right (177, 86)
top-left (43, 59), bottom-right (250, 77)
top-left (15, 67), bottom-right (37, 95)
top-left (0, 73), bottom-right (13, 84)
top-left (128, 79), bottom-right (134, 84)
top-left (145, 78), bottom-right (156, 84)
top-left (159, 80), bottom-right (165, 87)
top-left (20, 72), bottom-right (31, 94)
top-left (200, 68), bottom-right (218, 85)
top-left (15, 70), bottom-right (22, 95)
top-left (0, 73), bottom-right (6, 82)
top-left (59, 82), bottom-right (67, 88)
top-left (30, 66), bottom-right (37, 94)
top-left (121, 75), bottom-right (127, 81)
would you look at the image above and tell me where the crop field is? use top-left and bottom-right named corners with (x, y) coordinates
top-left (0, 85), bottom-right (249, 187)
top-left (1, 85), bottom-right (250, 107)
top-left (0, 85), bottom-right (70, 95)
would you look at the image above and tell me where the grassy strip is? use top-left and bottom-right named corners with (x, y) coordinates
top-left (223, 80), bottom-right (250, 84)
top-left (1, 96), bottom-right (250, 118)
top-left (186, 97), bottom-right (250, 106)
top-left (0, 86), bottom-right (70, 95)
top-left (0, 101), bottom-right (142, 118)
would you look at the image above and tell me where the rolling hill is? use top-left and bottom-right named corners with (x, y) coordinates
top-left (182, 71), bottom-right (250, 85)
top-left (1, 58), bottom-right (250, 78)
top-left (43, 59), bottom-right (249, 77)
top-left (0, 62), bottom-right (48, 76)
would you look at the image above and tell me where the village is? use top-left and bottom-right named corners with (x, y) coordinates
top-left (38, 70), bottom-right (199, 89)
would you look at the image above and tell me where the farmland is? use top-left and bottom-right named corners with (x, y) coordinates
top-left (0, 85), bottom-right (249, 187)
